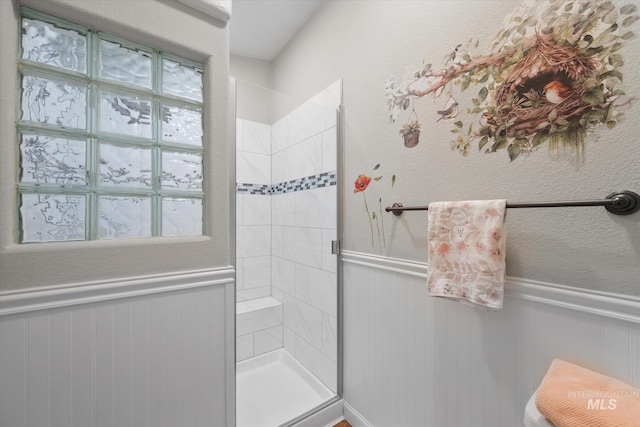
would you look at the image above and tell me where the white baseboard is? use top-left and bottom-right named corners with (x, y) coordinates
top-left (291, 398), bottom-right (344, 427)
top-left (344, 401), bottom-right (374, 427)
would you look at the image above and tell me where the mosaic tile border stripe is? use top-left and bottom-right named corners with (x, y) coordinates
top-left (236, 171), bottom-right (337, 195)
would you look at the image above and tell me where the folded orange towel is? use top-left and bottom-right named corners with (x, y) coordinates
top-left (536, 359), bottom-right (640, 427)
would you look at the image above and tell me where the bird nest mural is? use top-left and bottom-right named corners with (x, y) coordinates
top-left (385, 0), bottom-right (639, 161)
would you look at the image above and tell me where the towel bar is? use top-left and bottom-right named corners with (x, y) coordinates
top-left (385, 190), bottom-right (640, 216)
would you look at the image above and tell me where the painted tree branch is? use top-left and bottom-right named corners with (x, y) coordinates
top-left (408, 53), bottom-right (505, 98)
top-left (408, 38), bottom-right (540, 99)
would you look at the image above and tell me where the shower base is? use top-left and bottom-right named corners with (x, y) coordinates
top-left (237, 348), bottom-right (334, 427)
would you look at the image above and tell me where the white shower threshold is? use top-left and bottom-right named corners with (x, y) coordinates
top-left (236, 348), bottom-right (335, 427)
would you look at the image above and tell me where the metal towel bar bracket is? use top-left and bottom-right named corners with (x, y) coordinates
top-left (385, 190), bottom-right (640, 216)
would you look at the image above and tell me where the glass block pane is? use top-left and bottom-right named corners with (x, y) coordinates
top-left (99, 144), bottom-right (152, 188)
top-left (21, 18), bottom-right (86, 73)
top-left (162, 59), bottom-right (203, 102)
top-left (99, 39), bottom-right (152, 89)
top-left (99, 91), bottom-right (152, 139)
top-left (162, 151), bottom-right (203, 191)
top-left (162, 103), bottom-right (203, 146)
top-left (98, 196), bottom-right (151, 239)
top-left (162, 198), bottom-right (202, 236)
top-left (20, 134), bottom-right (86, 184)
top-left (20, 193), bottom-right (85, 242)
top-left (21, 75), bottom-right (86, 129)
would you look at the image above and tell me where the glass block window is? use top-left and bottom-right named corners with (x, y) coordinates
top-left (17, 8), bottom-right (204, 242)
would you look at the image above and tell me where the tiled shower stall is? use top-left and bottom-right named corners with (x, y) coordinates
top-left (235, 81), bottom-right (341, 392)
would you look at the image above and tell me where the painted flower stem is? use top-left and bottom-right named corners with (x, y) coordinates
top-left (374, 215), bottom-right (382, 255)
top-left (379, 199), bottom-right (387, 248)
top-left (362, 191), bottom-right (374, 247)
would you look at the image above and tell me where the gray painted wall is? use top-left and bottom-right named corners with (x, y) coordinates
top-left (271, 0), bottom-right (640, 296)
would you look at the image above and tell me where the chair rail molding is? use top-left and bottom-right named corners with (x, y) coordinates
top-left (0, 266), bottom-right (235, 316)
top-left (341, 250), bottom-right (640, 324)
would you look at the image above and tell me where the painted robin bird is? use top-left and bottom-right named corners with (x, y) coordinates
top-left (543, 80), bottom-right (573, 104)
top-left (479, 112), bottom-right (496, 127)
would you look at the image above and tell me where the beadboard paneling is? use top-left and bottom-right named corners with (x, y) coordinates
top-left (0, 268), bottom-right (234, 427)
top-left (342, 251), bottom-right (640, 427)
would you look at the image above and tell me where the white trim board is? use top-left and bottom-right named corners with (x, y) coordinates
top-left (0, 266), bottom-right (235, 316)
top-left (341, 250), bottom-right (640, 325)
top-left (343, 401), bottom-right (374, 427)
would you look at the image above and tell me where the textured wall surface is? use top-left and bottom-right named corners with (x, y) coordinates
top-left (271, 0), bottom-right (640, 296)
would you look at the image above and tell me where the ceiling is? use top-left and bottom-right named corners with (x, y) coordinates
top-left (230, 0), bottom-right (324, 62)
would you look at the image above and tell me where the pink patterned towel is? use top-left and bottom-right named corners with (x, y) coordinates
top-left (426, 199), bottom-right (507, 309)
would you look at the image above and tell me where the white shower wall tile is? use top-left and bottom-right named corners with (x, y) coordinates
top-left (271, 226), bottom-right (284, 258)
top-left (236, 151), bottom-right (271, 185)
top-left (271, 287), bottom-right (283, 303)
top-left (242, 296), bottom-right (282, 313)
top-left (243, 120), bottom-right (271, 155)
top-left (271, 150), bottom-right (285, 184)
top-left (296, 99), bottom-right (326, 143)
top-left (236, 118), bottom-right (244, 151)
top-left (272, 193), bottom-right (296, 226)
top-left (272, 100), bottom-right (325, 154)
top-left (243, 195), bottom-right (271, 226)
top-left (284, 294), bottom-right (322, 350)
top-left (243, 256), bottom-right (271, 289)
top-left (283, 226), bottom-right (323, 269)
top-left (237, 334), bottom-right (253, 362)
top-left (236, 303), bottom-right (283, 336)
top-left (236, 194), bottom-right (244, 226)
top-left (295, 264), bottom-right (337, 318)
top-left (270, 117), bottom-right (288, 154)
top-left (282, 134), bottom-right (322, 182)
top-left (284, 326), bottom-right (296, 354)
top-left (321, 313), bottom-right (337, 362)
top-left (254, 325), bottom-right (284, 356)
top-left (321, 128), bottom-right (337, 173)
top-left (237, 286), bottom-right (271, 303)
top-left (294, 334), bottom-right (337, 392)
top-left (295, 186), bottom-right (336, 229)
top-left (236, 225), bottom-right (270, 258)
top-left (272, 256), bottom-right (296, 296)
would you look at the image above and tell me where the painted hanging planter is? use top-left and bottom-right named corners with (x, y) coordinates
top-left (399, 109), bottom-right (421, 148)
top-left (400, 120), bottom-right (421, 147)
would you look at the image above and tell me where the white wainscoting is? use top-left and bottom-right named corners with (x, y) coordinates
top-left (342, 251), bottom-right (640, 427)
top-left (0, 267), bottom-right (235, 427)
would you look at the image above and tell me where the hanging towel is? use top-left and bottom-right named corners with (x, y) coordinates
top-left (426, 199), bottom-right (507, 309)
top-left (536, 359), bottom-right (640, 427)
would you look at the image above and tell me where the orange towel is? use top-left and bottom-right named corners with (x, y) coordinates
top-left (535, 359), bottom-right (640, 427)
